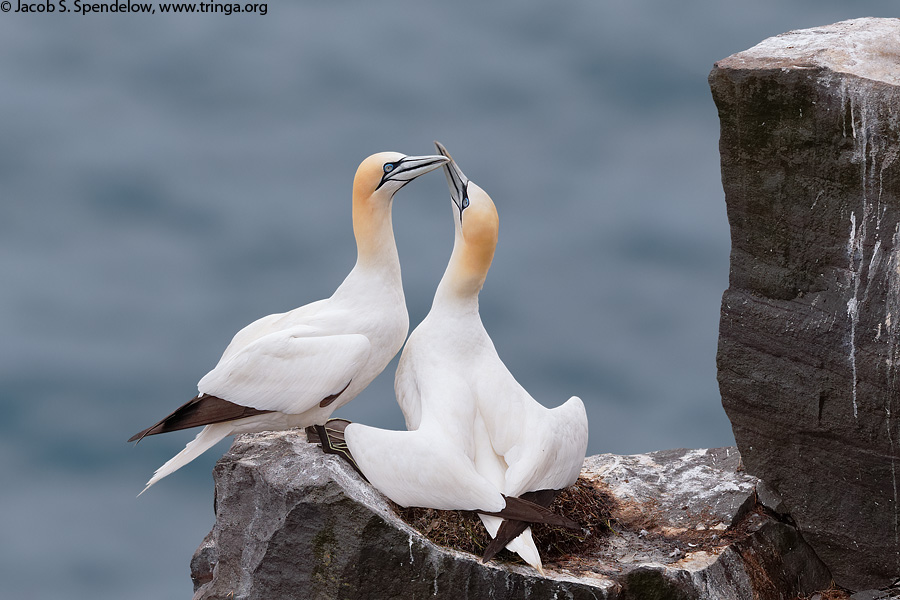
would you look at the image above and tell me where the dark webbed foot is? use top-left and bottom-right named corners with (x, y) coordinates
top-left (305, 419), bottom-right (367, 481)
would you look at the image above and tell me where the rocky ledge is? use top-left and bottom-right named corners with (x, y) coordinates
top-left (190, 430), bottom-right (830, 600)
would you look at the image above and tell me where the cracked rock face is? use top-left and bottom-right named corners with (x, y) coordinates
top-left (190, 431), bottom-right (829, 599)
top-left (710, 17), bottom-right (900, 591)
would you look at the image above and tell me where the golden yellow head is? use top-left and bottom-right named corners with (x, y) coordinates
top-left (434, 141), bottom-right (500, 293)
top-left (350, 151), bottom-right (449, 263)
top-left (456, 181), bottom-right (499, 276)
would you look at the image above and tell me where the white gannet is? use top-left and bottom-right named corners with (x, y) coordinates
top-left (341, 142), bottom-right (589, 573)
top-left (129, 151), bottom-right (449, 493)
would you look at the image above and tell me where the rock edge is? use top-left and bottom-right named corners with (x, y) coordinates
top-left (190, 431), bottom-right (830, 600)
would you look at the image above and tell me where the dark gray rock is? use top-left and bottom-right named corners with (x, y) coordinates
top-left (850, 591), bottom-right (893, 600)
top-left (190, 431), bottom-right (830, 599)
top-left (752, 479), bottom-right (787, 517)
top-left (710, 17), bottom-right (900, 591)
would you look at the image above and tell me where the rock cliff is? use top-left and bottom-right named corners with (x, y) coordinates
top-left (711, 17), bottom-right (900, 590)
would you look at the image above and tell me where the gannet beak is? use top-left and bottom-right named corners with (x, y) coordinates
top-left (377, 154), bottom-right (449, 191)
top-left (434, 141), bottom-right (469, 215)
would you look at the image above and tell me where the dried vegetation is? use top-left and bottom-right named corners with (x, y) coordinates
top-left (394, 476), bottom-right (617, 566)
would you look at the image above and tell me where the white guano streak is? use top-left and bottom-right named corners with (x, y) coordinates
top-left (848, 211), bottom-right (860, 419)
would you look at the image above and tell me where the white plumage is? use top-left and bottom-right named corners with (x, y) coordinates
top-left (131, 151), bottom-right (449, 493)
top-left (345, 143), bottom-right (589, 573)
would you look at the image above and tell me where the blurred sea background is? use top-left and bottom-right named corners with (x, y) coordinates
top-left (1, 2), bottom-right (895, 598)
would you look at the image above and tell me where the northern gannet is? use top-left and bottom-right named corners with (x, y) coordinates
top-left (341, 143), bottom-right (589, 573)
top-left (129, 151), bottom-right (449, 493)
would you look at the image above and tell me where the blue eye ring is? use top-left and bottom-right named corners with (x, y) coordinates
top-left (462, 196), bottom-right (469, 208)
top-left (383, 163), bottom-right (395, 174)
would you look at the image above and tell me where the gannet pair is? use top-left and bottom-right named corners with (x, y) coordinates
top-left (131, 143), bottom-right (589, 573)
top-left (334, 143), bottom-right (590, 573)
top-left (129, 151), bottom-right (449, 493)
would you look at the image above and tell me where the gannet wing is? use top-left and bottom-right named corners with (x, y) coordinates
top-left (345, 423), bottom-right (506, 512)
top-left (393, 343), bottom-right (423, 430)
top-left (214, 299), bottom-right (331, 365)
top-left (197, 325), bottom-right (372, 413)
top-left (502, 396), bottom-right (589, 496)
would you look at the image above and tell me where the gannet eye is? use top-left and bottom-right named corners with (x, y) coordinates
top-left (383, 163), bottom-right (395, 174)
top-left (462, 196), bottom-right (470, 209)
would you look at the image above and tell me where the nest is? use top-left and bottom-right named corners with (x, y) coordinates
top-left (394, 477), bottom-right (617, 565)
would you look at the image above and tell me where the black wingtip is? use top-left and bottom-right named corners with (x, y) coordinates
top-left (482, 530), bottom-right (517, 563)
top-left (480, 490), bottom-right (572, 564)
top-left (127, 427), bottom-right (152, 444)
top-left (485, 495), bottom-right (580, 530)
top-left (126, 394), bottom-right (273, 446)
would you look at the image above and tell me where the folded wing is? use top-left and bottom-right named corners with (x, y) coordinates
top-left (345, 422), bottom-right (506, 513)
top-left (198, 325), bottom-right (372, 414)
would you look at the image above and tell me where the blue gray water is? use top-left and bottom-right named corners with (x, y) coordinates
top-left (1, 3), bottom-right (895, 598)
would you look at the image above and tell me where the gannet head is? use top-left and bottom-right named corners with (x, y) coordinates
top-left (434, 141), bottom-right (499, 292)
top-left (350, 151), bottom-right (448, 265)
top-left (353, 152), bottom-right (449, 201)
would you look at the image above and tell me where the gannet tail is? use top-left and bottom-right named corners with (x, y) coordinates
top-left (138, 423), bottom-right (231, 496)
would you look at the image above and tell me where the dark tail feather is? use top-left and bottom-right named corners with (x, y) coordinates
top-left (128, 394), bottom-right (273, 443)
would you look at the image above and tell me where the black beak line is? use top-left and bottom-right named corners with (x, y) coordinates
top-left (434, 141), bottom-right (469, 219)
top-left (376, 154), bottom-right (449, 191)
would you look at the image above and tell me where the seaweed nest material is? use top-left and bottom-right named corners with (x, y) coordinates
top-left (394, 477), bottom-right (617, 565)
